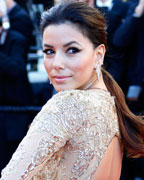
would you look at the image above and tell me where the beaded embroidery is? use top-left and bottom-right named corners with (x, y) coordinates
top-left (1, 89), bottom-right (120, 180)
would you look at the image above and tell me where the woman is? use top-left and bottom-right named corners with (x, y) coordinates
top-left (1, 1), bottom-right (144, 180)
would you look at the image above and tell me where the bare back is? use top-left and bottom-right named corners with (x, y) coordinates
top-left (92, 136), bottom-right (123, 180)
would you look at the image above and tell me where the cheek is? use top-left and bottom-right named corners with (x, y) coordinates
top-left (73, 58), bottom-right (92, 75)
top-left (44, 58), bottom-right (51, 74)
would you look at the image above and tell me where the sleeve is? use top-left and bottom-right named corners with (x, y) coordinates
top-left (0, 91), bottom-right (80, 180)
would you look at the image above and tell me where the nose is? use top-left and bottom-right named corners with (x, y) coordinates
top-left (53, 51), bottom-right (65, 70)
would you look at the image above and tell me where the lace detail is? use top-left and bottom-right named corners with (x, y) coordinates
top-left (1, 89), bottom-right (120, 180)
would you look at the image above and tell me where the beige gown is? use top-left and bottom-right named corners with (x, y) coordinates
top-left (0, 89), bottom-right (120, 180)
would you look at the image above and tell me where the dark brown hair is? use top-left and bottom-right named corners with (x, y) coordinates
top-left (40, 1), bottom-right (144, 157)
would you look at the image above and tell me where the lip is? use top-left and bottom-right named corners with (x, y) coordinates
top-left (53, 75), bottom-right (71, 83)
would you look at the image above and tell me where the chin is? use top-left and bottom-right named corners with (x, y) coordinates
top-left (54, 86), bottom-right (68, 92)
top-left (54, 85), bottom-right (75, 92)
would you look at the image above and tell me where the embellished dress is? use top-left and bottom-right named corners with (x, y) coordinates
top-left (0, 89), bottom-right (120, 180)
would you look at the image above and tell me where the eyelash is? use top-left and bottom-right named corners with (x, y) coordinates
top-left (43, 49), bottom-right (54, 55)
top-left (67, 47), bottom-right (81, 54)
top-left (43, 47), bottom-right (81, 55)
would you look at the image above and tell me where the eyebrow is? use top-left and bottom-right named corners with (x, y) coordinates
top-left (43, 41), bottom-right (82, 48)
top-left (63, 41), bottom-right (81, 47)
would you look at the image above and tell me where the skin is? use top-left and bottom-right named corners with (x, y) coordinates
top-left (43, 23), bottom-right (122, 180)
top-left (43, 23), bottom-right (106, 92)
top-left (91, 137), bottom-right (122, 180)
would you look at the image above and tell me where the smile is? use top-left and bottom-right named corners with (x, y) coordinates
top-left (53, 76), bottom-right (71, 83)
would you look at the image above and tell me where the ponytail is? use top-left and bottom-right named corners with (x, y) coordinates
top-left (40, 0), bottom-right (144, 158)
top-left (102, 68), bottom-right (144, 158)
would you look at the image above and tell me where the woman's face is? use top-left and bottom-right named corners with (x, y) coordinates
top-left (43, 23), bottom-right (97, 92)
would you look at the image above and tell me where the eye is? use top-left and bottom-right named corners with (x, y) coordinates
top-left (67, 47), bottom-right (81, 54)
top-left (43, 49), bottom-right (55, 55)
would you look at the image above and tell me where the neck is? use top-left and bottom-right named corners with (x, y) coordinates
top-left (79, 71), bottom-right (107, 91)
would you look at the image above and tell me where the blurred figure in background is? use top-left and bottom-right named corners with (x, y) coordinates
top-left (112, 2), bottom-right (144, 180)
top-left (95, 0), bottom-right (130, 83)
top-left (94, 0), bottom-right (144, 107)
top-left (3, 0), bottom-right (33, 39)
top-left (0, 0), bottom-right (33, 172)
top-left (112, 0), bottom-right (144, 109)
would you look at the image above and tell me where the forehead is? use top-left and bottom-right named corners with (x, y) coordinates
top-left (42, 22), bottom-right (91, 45)
top-left (43, 22), bottom-right (87, 40)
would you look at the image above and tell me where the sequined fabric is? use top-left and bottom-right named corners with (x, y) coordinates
top-left (1, 89), bottom-right (120, 180)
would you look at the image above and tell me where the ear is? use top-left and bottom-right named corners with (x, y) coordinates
top-left (94, 44), bottom-right (106, 66)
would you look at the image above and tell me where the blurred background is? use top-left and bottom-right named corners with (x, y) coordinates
top-left (0, 0), bottom-right (143, 179)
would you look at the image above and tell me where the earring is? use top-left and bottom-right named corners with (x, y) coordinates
top-left (96, 64), bottom-right (101, 81)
